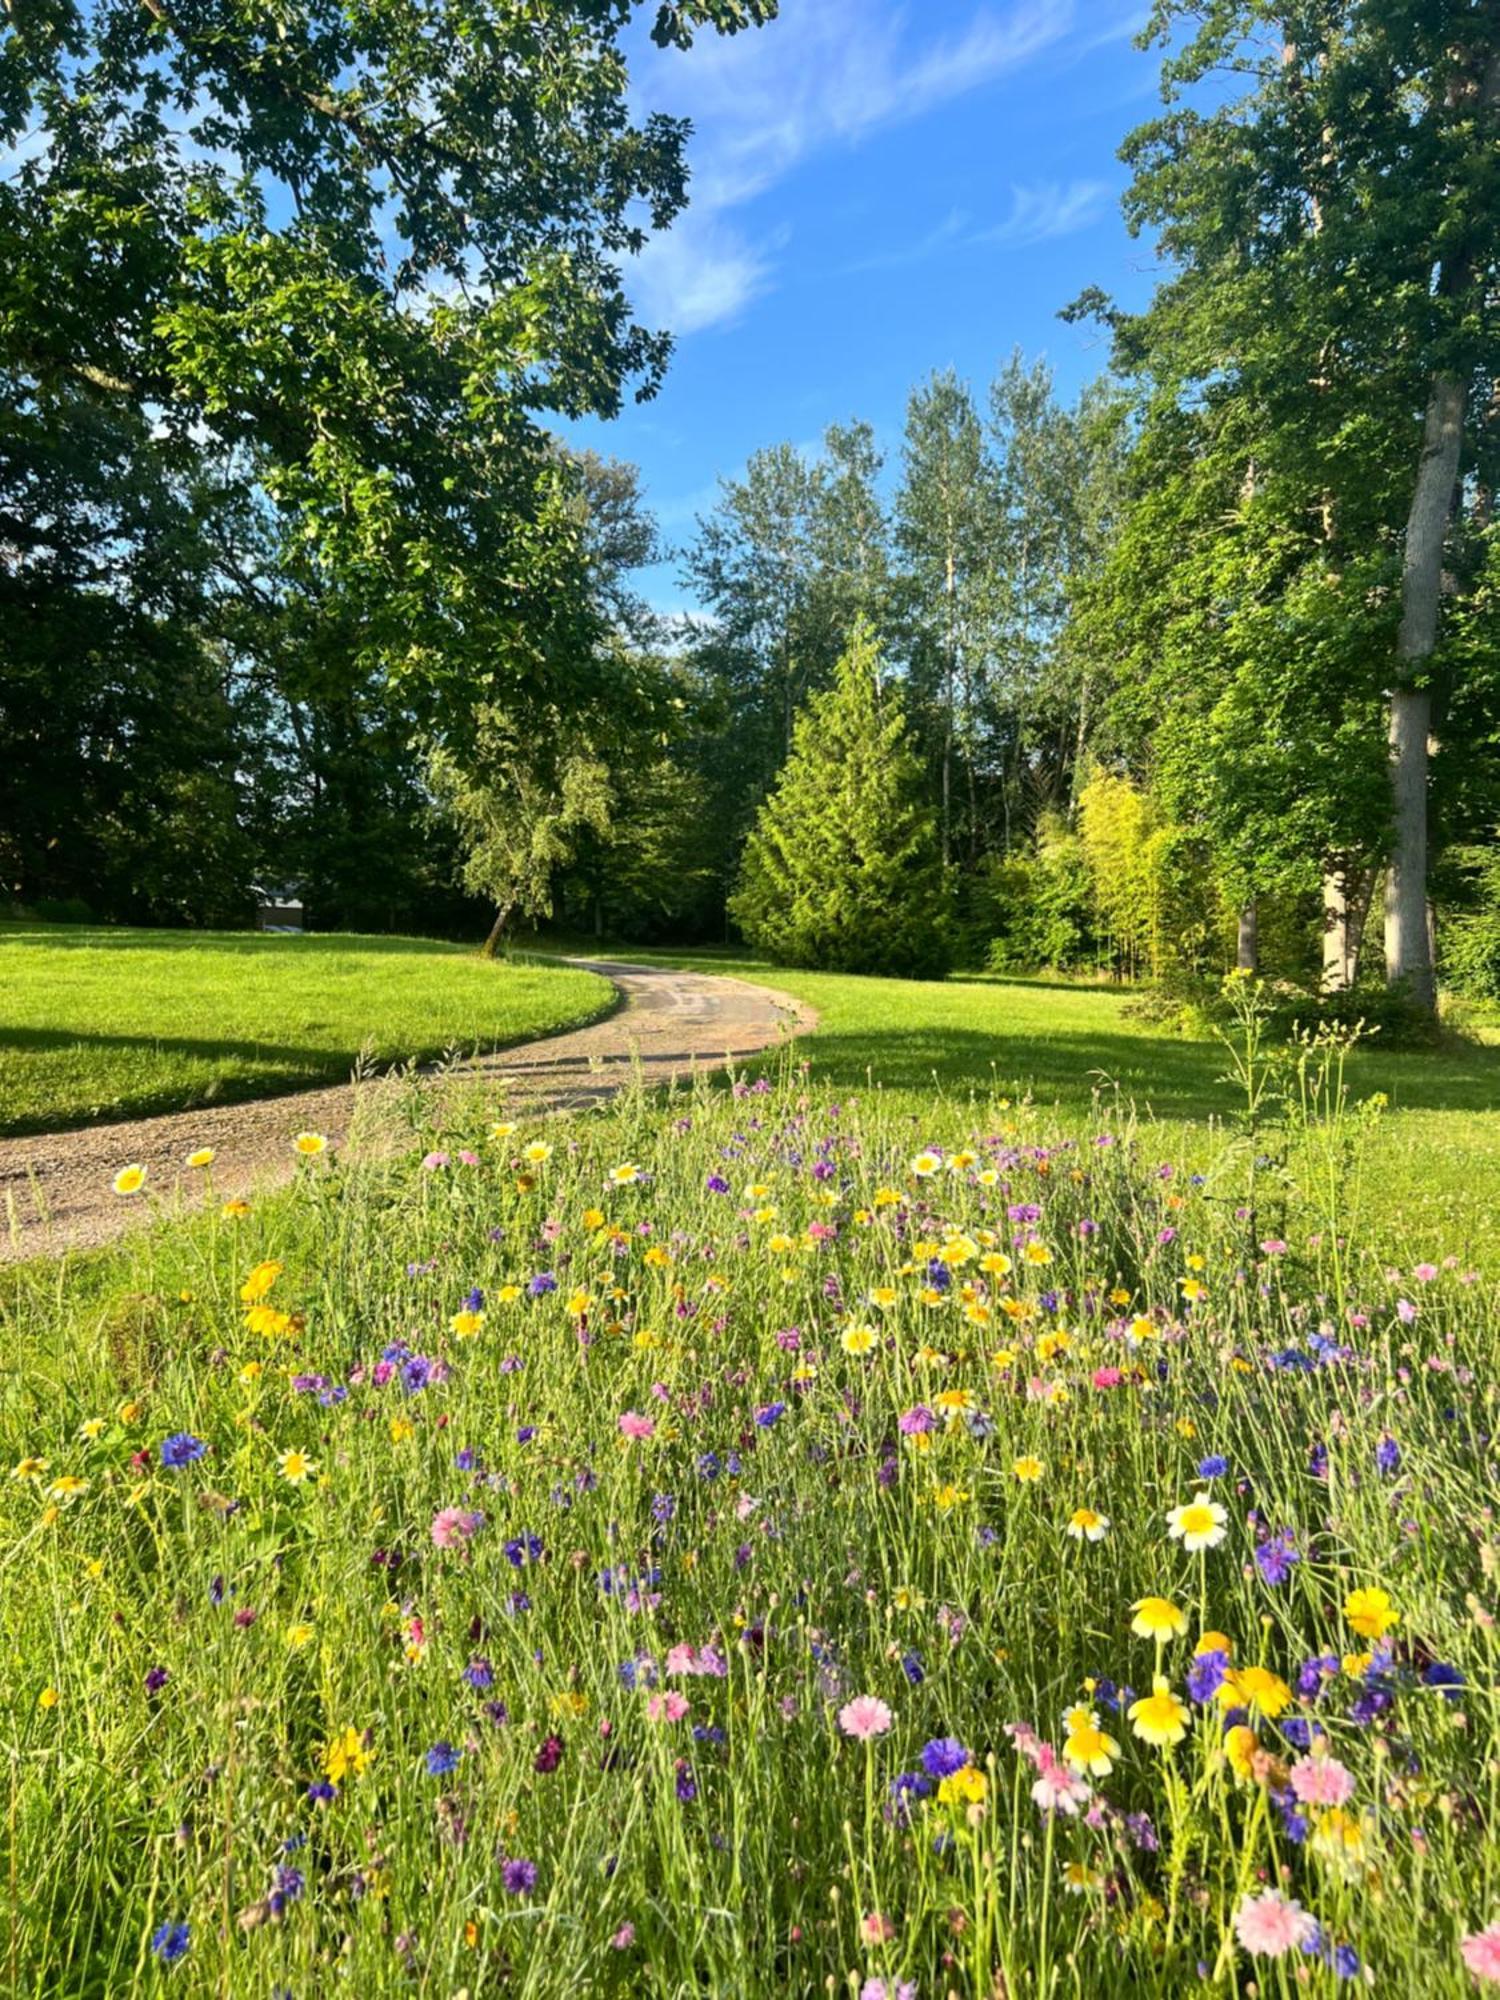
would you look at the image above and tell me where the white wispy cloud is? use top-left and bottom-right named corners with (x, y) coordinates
top-left (844, 178), bottom-right (1111, 275)
top-left (626, 0), bottom-right (1082, 332)
top-left (978, 178), bottom-right (1113, 246)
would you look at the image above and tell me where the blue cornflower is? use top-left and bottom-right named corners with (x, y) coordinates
top-left (1423, 1661), bottom-right (1465, 1700)
top-left (1376, 1435), bottom-right (1402, 1476)
top-left (464, 1286), bottom-right (485, 1312)
top-left (900, 1650), bottom-right (925, 1685)
top-left (754, 1402), bottom-right (785, 1428)
top-left (1186, 1650), bottom-right (1229, 1704)
top-left (705, 1174), bottom-right (730, 1193)
top-left (425, 1741), bottom-right (461, 1777)
top-left (651, 1492), bottom-right (677, 1524)
top-left (1254, 1528), bottom-right (1300, 1585)
top-left (696, 1453), bottom-right (721, 1480)
top-left (501, 1857), bottom-right (538, 1893)
top-left (464, 1657), bottom-right (494, 1690)
top-left (920, 1736), bottom-right (971, 1780)
top-left (528, 1272), bottom-right (557, 1297)
top-left (151, 1922), bottom-right (191, 1964)
top-left (401, 1357), bottom-right (433, 1393)
top-left (1196, 1454), bottom-right (1228, 1480)
top-left (160, 1433), bottom-right (206, 1468)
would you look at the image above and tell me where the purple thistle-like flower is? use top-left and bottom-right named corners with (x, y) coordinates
top-left (501, 1857), bottom-right (538, 1894)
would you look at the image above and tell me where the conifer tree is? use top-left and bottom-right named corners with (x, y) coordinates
top-left (729, 622), bottom-right (951, 977)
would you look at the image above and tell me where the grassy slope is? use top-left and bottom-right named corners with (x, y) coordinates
top-left (546, 943), bottom-right (1500, 1253)
top-left (0, 926), bottom-right (613, 1136)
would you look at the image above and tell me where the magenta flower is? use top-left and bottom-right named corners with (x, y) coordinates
top-left (1232, 1890), bottom-right (1319, 1958)
top-left (618, 1411), bottom-right (655, 1441)
top-left (838, 1694), bottom-right (893, 1741)
top-left (1463, 1923), bottom-right (1500, 1983)
top-left (646, 1691), bottom-right (690, 1723)
top-left (430, 1507), bottom-right (482, 1550)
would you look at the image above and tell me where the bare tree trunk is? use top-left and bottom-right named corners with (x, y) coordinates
top-left (1384, 34), bottom-right (1500, 1003)
top-left (1322, 869), bottom-right (1353, 990)
top-left (480, 900), bottom-right (515, 959)
top-left (1236, 901), bottom-right (1258, 973)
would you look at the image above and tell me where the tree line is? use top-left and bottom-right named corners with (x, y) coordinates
top-left (6, 1), bottom-right (1500, 1016)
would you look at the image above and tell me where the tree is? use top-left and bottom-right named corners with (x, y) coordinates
top-left (730, 622), bottom-right (952, 977)
top-left (1110, 0), bottom-right (1500, 1008)
top-left (894, 372), bottom-right (1002, 866)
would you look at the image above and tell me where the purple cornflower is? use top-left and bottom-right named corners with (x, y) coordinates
top-left (920, 1737), bottom-right (970, 1780)
top-left (501, 1857), bottom-right (538, 1894)
top-left (1254, 1528), bottom-right (1300, 1585)
top-left (425, 1741), bottom-right (461, 1776)
top-left (159, 1433), bottom-right (206, 1468)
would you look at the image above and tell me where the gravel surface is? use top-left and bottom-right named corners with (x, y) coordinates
top-left (0, 960), bottom-right (813, 1264)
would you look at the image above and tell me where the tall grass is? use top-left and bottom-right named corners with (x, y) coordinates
top-left (3, 997), bottom-right (1497, 1995)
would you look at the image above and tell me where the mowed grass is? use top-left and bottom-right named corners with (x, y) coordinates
top-left (0, 926), bottom-right (614, 1137)
top-left (538, 943), bottom-right (1500, 1252)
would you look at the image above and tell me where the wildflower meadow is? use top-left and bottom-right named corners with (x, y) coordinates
top-left (8, 1009), bottom-right (1500, 1998)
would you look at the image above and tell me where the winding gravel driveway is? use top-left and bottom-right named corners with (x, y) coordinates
top-left (0, 959), bottom-right (813, 1264)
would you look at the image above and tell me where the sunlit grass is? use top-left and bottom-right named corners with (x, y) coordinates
top-left (0, 925), bottom-right (613, 1135)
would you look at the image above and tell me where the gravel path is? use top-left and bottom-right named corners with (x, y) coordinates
top-left (0, 959), bottom-right (813, 1264)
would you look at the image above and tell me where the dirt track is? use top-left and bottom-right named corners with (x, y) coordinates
top-left (0, 960), bottom-right (813, 1263)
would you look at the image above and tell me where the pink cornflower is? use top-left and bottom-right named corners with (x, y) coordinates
top-left (1463, 1923), bottom-right (1500, 1983)
top-left (618, 1411), bottom-right (655, 1440)
top-left (665, 1644), bottom-right (698, 1675)
top-left (1091, 1367), bottom-right (1123, 1390)
top-left (1233, 1890), bottom-right (1319, 1958)
top-left (645, 1691), bottom-right (690, 1723)
top-left (610, 1924), bottom-right (636, 1950)
top-left (1289, 1751), bottom-right (1356, 1807)
top-left (1413, 1262), bottom-right (1439, 1282)
top-left (430, 1507), bottom-right (481, 1550)
top-left (1030, 1741), bottom-right (1091, 1816)
top-left (838, 1694), bottom-right (893, 1741)
top-left (420, 1151), bottom-right (449, 1170)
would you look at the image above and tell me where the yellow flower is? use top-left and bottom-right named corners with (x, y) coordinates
top-left (523, 1140), bottom-right (553, 1165)
top-left (1311, 1808), bottom-right (1367, 1874)
top-left (1129, 1315), bottom-right (1158, 1342)
top-left (112, 1164), bottom-right (146, 1196)
top-left (450, 1310), bottom-right (485, 1338)
top-left (1023, 1242), bottom-right (1052, 1266)
top-left (1128, 1675), bottom-right (1189, 1748)
top-left (292, 1132), bottom-right (328, 1157)
top-left (47, 1474), bottom-right (88, 1501)
top-left (497, 1283), bottom-right (522, 1304)
top-left (389, 1416), bottom-right (414, 1444)
top-left (841, 1325), bottom-right (878, 1357)
top-left (1062, 1706), bottom-right (1120, 1776)
top-left (286, 1622), bottom-right (316, 1648)
top-left (1180, 1277), bottom-right (1206, 1303)
top-left (185, 1147), bottom-right (216, 1169)
top-left (239, 1361), bottom-right (263, 1385)
top-left (940, 1233), bottom-right (978, 1267)
top-left (490, 1120), bottom-right (517, 1140)
top-left (1012, 1455), bottom-right (1045, 1484)
top-left (78, 1417), bottom-right (106, 1441)
top-left (1223, 1724), bottom-right (1259, 1781)
top-left (245, 1303), bottom-right (293, 1338)
top-left (1195, 1629), bottom-right (1234, 1658)
top-left (1344, 1586), bottom-right (1399, 1641)
top-left (582, 1207), bottom-right (605, 1230)
top-left (1228, 1665), bottom-right (1293, 1719)
top-left (910, 1151), bottom-right (942, 1177)
top-left (872, 1187), bottom-right (902, 1207)
top-left (980, 1251), bottom-right (1013, 1277)
top-left (323, 1726), bottom-right (373, 1784)
top-left (37, 1687), bottom-right (59, 1710)
top-left (1066, 1507), bottom-right (1110, 1543)
top-left (240, 1260), bottom-right (283, 1304)
top-left (869, 1286), bottom-right (899, 1309)
top-left (278, 1449), bottom-right (317, 1485)
top-left (221, 1198), bottom-right (251, 1219)
top-left (117, 1399), bottom-right (142, 1424)
top-left (12, 1456), bottom-right (49, 1481)
top-left (948, 1150), bottom-right (978, 1173)
top-left (932, 1483), bottom-right (970, 1511)
top-left (608, 1163), bottom-right (640, 1185)
top-left (1166, 1495), bottom-right (1228, 1551)
top-left (937, 1763), bottom-right (987, 1805)
top-left (991, 1346), bottom-right (1017, 1371)
top-left (1130, 1597), bottom-right (1187, 1642)
top-left (934, 1388), bottom-right (973, 1414)
top-left (566, 1291), bottom-right (592, 1317)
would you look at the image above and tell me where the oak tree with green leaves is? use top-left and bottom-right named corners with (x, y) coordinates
top-left (730, 621), bottom-right (952, 978)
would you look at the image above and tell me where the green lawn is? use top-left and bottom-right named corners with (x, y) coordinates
top-left (0, 925), bottom-right (613, 1136)
top-left (545, 941), bottom-right (1500, 1252)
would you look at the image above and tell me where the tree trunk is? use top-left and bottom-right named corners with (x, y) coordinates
top-left (1236, 900), bottom-right (1258, 973)
top-left (480, 900), bottom-right (514, 959)
top-left (1384, 682), bottom-right (1438, 1006)
top-left (1323, 862), bottom-right (1376, 991)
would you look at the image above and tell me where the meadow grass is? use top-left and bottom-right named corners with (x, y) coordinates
top-left (4, 1003), bottom-right (1499, 1997)
top-left (542, 941), bottom-right (1500, 1254)
top-left (0, 926), bottom-right (613, 1136)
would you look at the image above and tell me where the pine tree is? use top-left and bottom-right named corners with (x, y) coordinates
top-left (729, 622), bottom-right (952, 977)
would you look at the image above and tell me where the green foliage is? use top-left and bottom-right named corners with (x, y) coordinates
top-left (1076, 769), bottom-right (1225, 982)
top-left (982, 815), bottom-right (1095, 973)
top-left (730, 623), bottom-right (952, 977)
top-left (1438, 843), bottom-right (1500, 1002)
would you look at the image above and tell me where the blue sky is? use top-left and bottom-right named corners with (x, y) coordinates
top-left (568, 0), bottom-right (1165, 616)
